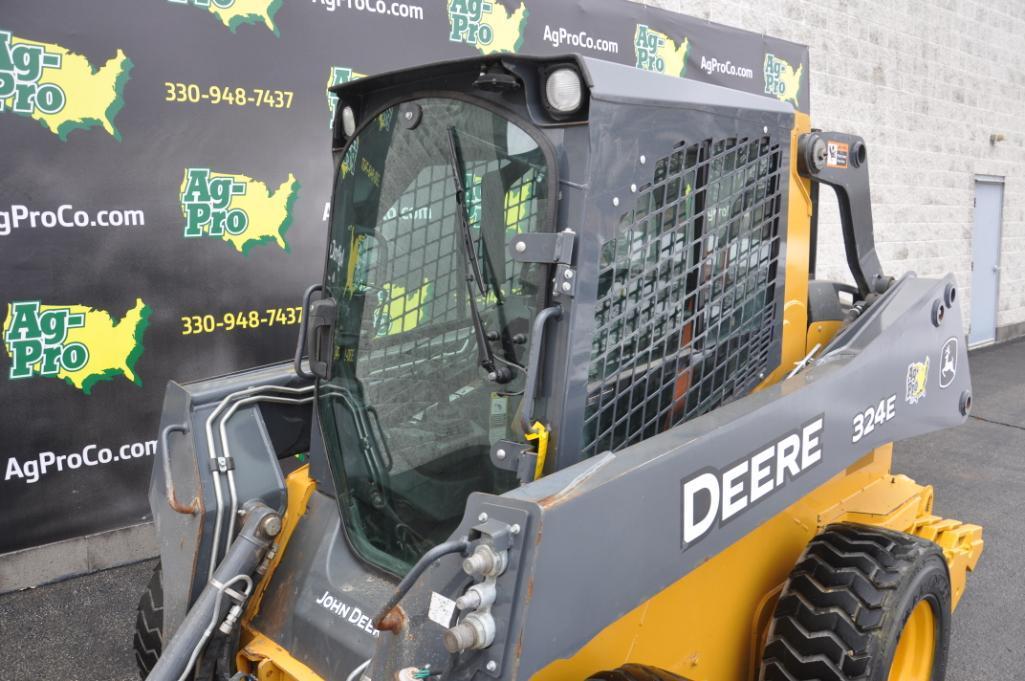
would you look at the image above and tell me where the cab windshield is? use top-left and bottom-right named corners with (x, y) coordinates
top-left (319, 97), bottom-right (551, 575)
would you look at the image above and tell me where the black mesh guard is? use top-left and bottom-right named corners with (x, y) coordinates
top-left (583, 135), bottom-right (785, 456)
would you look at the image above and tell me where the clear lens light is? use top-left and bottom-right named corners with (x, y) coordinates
top-left (341, 106), bottom-right (357, 137)
top-left (545, 68), bottom-right (582, 113)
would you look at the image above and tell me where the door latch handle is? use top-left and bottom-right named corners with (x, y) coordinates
top-left (294, 284), bottom-right (324, 379)
top-left (306, 297), bottom-right (337, 380)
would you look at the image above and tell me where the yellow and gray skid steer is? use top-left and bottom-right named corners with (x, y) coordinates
top-left (137, 53), bottom-right (983, 681)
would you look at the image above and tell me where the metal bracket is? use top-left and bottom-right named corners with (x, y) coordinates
top-left (508, 229), bottom-right (577, 298)
top-left (490, 440), bottom-right (538, 484)
top-left (508, 229), bottom-right (575, 265)
top-left (797, 132), bottom-right (893, 298)
top-left (461, 503), bottom-right (530, 678)
top-left (209, 457), bottom-right (235, 474)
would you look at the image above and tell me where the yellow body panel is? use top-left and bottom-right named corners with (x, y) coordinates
top-left (240, 632), bottom-right (322, 681)
top-left (238, 465), bottom-right (321, 681)
top-left (754, 112), bottom-right (813, 390)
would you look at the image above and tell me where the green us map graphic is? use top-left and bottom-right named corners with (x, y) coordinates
top-left (3, 300), bottom-right (150, 394)
top-left (0, 0), bottom-right (806, 553)
top-left (0, 30), bottom-right (132, 140)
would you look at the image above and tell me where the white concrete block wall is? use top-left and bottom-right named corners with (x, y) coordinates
top-left (639, 0), bottom-right (1025, 340)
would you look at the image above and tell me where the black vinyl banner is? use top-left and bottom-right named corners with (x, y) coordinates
top-left (0, 0), bottom-right (808, 553)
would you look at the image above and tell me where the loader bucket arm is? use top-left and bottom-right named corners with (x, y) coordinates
top-left (366, 272), bottom-right (971, 681)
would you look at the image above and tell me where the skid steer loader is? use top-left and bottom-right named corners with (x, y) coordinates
top-left (136, 53), bottom-right (984, 681)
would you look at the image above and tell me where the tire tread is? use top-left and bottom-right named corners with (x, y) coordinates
top-left (760, 523), bottom-right (943, 681)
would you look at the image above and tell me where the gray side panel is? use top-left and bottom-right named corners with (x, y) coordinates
top-left (148, 361), bottom-right (312, 638)
top-left (252, 490), bottom-right (393, 679)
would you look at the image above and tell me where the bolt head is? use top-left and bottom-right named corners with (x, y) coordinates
top-left (496, 448), bottom-right (506, 460)
top-left (486, 661), bottom-right (498, 672)
top-left (561, 281), bottom-right (572, 293)
top-left (612, 197), bottom-right (620, 207)
top-left (563, 269), bottom-right (574, 280)
top-left (515, 241), bottom-right (526, 253)
top-left (260, 514), bottom-right (282, 537)
top-left (510, 523), bottom-right (521, 535)
top-left (478, 512), bottom-right (489, 522)
top-left (630, 183), bottom-right (637, 193)
top-left (405, 111), bottom-right (413, 120)
top-left (639, 154), bottom-right (646, 164)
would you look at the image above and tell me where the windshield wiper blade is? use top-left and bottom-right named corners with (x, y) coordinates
top-left (446, 127), bottom-right (511, 384)
top-left (446, 128), bottom-right (487, 296)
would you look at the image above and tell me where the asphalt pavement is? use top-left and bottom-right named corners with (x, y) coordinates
top-left (1, 338), bottom-right (1022, 681)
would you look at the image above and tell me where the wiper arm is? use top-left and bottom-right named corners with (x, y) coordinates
top-left (446, 127), bottom-right (511, 384)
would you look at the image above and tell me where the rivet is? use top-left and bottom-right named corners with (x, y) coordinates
top-left (763, 126), bottom-right (769, 134)
top-left (486, 661), bottom-right (498, 672)
top-left (405, 111), bottom-right (413, 120)
top-left (510, 524), bottom-right (521, 535)
top-left (496, 448), bottom-right (506, 460)
top-left (478, 512), bottom-right (489, 522)
top-left (639, 155), bottom-right (646, 164)
top-left (515, 241), bottom-right (526, 253)
top-left (630, 183), bottom-right (637, 192)
top-left (612, 197), bottom-right (620, 207)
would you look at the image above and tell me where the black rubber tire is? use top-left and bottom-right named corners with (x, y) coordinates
top-left (589, 664), bottom-right (695, 681)
top-left (134, 563), bottom-right (164, 679)
top-left (760, 523), bottom-right (951, 681)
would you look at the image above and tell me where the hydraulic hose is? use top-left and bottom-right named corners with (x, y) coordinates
top-left (373, 539), bottom-right (470, 629)
top-left (145, 501), bottom-right (281, 681)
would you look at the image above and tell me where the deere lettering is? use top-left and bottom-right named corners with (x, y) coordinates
top-left (634, 25), bottom-right (688, 77)
top-left (4, 302), bottom-right (87, 379)
top-left (0, 31), bottom-right (65, 115)
top-left (182, 168), bottom-right (249, 238)
top-left (681, 416), bottom-right (824, 548)
top-left (447, 0), bottom-right (527, 55)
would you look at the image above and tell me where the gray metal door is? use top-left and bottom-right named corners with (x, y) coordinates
top-left (969, 177), bottom-right (1004, 346)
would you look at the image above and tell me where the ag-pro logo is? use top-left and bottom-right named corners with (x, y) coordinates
top-left (3, 299), bottom-right (150, 394)
top-left (763, 53), bottom-right (802, 107)
top-left (0, 30), bottom-right (132, 140)
top-left (634, 24), bottom-right (688, 77)
top-left (447, 0), bottom-right (528, 55)
top-left (167, 0), bottom-right (282, 35)
top-left (180, 168), bottom-right (300, 255)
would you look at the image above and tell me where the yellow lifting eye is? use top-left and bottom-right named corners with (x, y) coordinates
top-left (524, 421), bottom-right (549, 481)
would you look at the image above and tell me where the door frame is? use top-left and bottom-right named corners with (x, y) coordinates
top-left (969, 174), bottom-right (1005, 348)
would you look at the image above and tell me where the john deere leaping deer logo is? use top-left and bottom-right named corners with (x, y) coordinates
top-left (905, 356), bottom-right (930, 405)
top-left (939, 337), bottom-right (957, 388)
